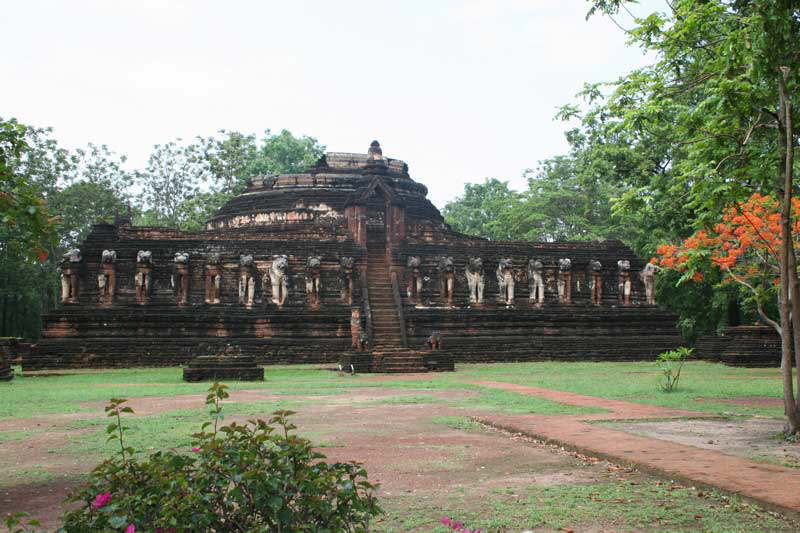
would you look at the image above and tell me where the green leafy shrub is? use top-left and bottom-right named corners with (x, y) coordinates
top-left (60, 383), bottom-right (381, 532)
top-left (3, 512), bottom-right (42, 532)
top-left (657, 347), bottom-right (693, 392)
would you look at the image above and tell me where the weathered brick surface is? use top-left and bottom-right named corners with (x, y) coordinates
top-left (183, 353), bottom-right (264, 382)
top-left (28, 145), bottom-right (684, 370)
top-left (0, 339), bottom-right (16, 380)
top-left (693, 325), bottom-right (782, 367)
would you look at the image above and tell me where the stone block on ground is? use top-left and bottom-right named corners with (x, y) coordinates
top-left (183, 346), bottom-right (264, 382)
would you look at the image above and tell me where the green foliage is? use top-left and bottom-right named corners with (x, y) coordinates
top-left (136, 140), bottom-right (206, 229)
top-left (442, 178), bottom-right (523, 240)
top-left (3, 512), bottom-right (41, 533)
top-left (135, 129), bottom-right (325, 230)
top-left (657, 347), bottom-right (693, 393)
top-left (60, 383), bottom-right (381, 532)
top-left (442, 1), bottom-right (800, 338)
top-left (0, 119), bottom-right (62, 340)
top-left (0, 122), bottom-right (322, 338)
top-left (518, 153), bottom-right (622, 242)
top-left (48, 181), bottom-right (128, 246)
top-left (250, 129), bottom-right (325, 177)
top-left (0, 118), bottom-right (59, 261)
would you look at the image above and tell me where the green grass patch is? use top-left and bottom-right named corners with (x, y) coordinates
top-left (453, 361), bottom-right (787, 417)
top-left (380, 479), bottom-right (798, 532)
top-left (0, 468), bottom-right (83, 489)
top-left (750, 454), bottom-right (800, 469)
top-left (452, 386), bottom-right (603, 414)
top-left (362, 394), bottom-right (445, 405)
top-left (3, 361), bottom-right (785, 421)
top-left (0, 429), bottom-right (37, 444)
top-left (58, 399), bottom-right (303, 460)
top-left (431, 416), bottom-right (483, 431)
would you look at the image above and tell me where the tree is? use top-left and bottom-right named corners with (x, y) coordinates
top-left (442, 178), bottom-right (523, 240)
top-left (49, 181), bottom-right (128, 247)
top-left (249, 129), bottom-right (324, 177)
top-left (195, 130), bottom-right (259, 195)
top-left (136, 140), bottom-right (208, 229)
top-left (136, 130), bottom-right (325, 230)
top-left (518, 145), bottom-right (622, 242)
top-left (588, 0), bottom-right (800, 434)
top-left (49, 143), bottom-right (134, 248)
top-left (1, 119), bottom-right (61, 260)
top-left (0, 118), bottom-right (60, 339)
top-left (656, 193), bottom-right (789, 328)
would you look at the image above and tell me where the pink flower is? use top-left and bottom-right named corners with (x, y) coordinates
top-left (125, 525), bottom-right (136, 533)
top-left (441, 517), bottom-right (452, 526)
top-left (191, 447), bottom-right (201, 452)
top-left (452, 522), bottom-right (462, 530)
top-left (92, 492), bottom-right (111, 509)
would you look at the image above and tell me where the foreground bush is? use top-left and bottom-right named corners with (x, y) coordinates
top-left (60, 383), bottom-right (381, 532)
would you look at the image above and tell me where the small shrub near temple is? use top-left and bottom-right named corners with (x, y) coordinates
top-left (59, 383), bottom-right (381, 532)
top-left (656, 346), bottom-right (693, 392)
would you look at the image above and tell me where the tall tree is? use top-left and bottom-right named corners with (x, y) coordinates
top-left (588, 0), bottom-right (800, 434)
top-left (0, 118), bottom-right (60, 339)
top-left (1, 119), bottom-right (59, 260)
top-left (137, 130), bottom-right (325, 230)
top-left (250, 129), bottom-right (324, 177)
top-left (51, 143), bottom-right (134, 248)
top-left (136, 140), bottom-right (208, 229)
top-left (443, 178), bottom-right (523, 240)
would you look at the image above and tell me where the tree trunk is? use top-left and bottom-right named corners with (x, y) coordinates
top-left (778, 67), bottom-right (800, 435)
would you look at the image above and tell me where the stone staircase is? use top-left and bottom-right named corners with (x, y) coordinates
top-left (366, 245), bottom-right (404, 350)
top-left (366, 244), bottom-right (427, 373)
top-left (372, 347), bottom-right (428, 373)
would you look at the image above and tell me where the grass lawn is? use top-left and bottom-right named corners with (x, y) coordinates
top-left (0, 360), bottom-right (796, 531)
top-left (1, 360), bottom-right (786, 420)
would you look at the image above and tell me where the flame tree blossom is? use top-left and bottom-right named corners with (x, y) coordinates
top-left (656, 193), bottom-right (800, 332)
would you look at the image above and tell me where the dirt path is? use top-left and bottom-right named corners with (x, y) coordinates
top-left (3, 380), bottom-right (799, 529)
top-left (470, 381), bottom-right (800, 518)
top-left (0, 388), bottom-right (588, 530)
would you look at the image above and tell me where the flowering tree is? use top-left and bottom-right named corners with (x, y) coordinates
top-left (657, 192), bottom-right (800, 433)
top-left (657, 193), bottom-right (799, 326)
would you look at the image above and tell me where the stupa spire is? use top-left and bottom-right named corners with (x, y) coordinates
top-left (368, 140), bottom-right (383, 160)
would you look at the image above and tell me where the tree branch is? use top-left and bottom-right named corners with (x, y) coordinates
top-left (723, 265), bottom-right (781, 333)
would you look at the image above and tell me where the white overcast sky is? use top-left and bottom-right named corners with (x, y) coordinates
top-left (1, 0), bottom-right (666, 208)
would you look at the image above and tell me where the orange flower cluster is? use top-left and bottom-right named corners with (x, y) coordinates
top-left (655, 193), bottom-right (800, 283)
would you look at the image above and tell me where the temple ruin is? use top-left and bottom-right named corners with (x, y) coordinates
top-left (26, 142), bottom-right (681, 371)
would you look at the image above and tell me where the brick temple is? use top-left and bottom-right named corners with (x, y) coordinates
top-left (26, 141), bottom-right (681, 371)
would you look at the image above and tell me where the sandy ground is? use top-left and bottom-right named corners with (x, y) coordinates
top-left (0, 387), bottom-right (626, 531)
top-left (2, 387), bottom-right (797, 531)
top-left (601, 416), bottom-right (800, 469)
